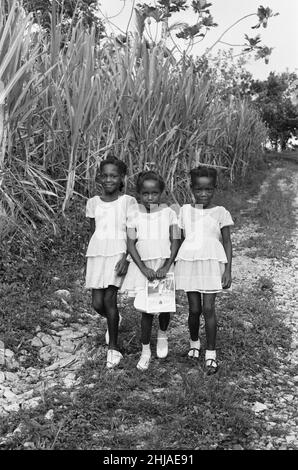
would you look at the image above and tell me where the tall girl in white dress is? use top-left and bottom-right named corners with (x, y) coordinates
top-left (85, 156), bottom-right (137, 369)
top-left (121, 171), bottom-right (180, 371)
top-left (175, 166), bottom-right (233, 374)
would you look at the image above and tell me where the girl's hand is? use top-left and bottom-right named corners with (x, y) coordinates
top-left (156, 264), bottom-right (170, 279)
top-left (222, 269), bottom-right (232, 289)
top-left (115, 256), bottom-right (129, 276)
top-left (141, 267), bottom-right (156, 281)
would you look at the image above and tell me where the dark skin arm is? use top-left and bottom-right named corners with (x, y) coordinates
top-left (155, 224), bottom-right (181, 279)
top-left (221, 225), bottom-right (232, 289)
top-left (127, 227), bottom-right (156, 281)
top-left (89, 218), bottom-right (95, 238)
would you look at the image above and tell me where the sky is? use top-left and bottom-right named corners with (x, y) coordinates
top-left (98, 0), bottom-right (298, 80)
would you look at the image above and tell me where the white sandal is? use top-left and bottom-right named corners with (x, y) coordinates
top-left (106, 349), bottom-right (123, 369)
top-left (188, 347), bottom-right (200, 359)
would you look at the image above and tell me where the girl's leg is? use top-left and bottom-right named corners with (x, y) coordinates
top-left (137, 312), bottom-right (153, 370)
top-left (91, 289), bottom-right (106, 317)
top-left (157, 312), bottom-right (170, 359)
top-left (104, 286), bottom-right (120, 350)
top-left (186, 292), bottom-right (202, 358)
top-left (104, 286), bottom-right (123, 368)
top-left (158, 312), bottom-right (170, 332)
top-left (202, 293), bottom-right (217, 350)
top-left (202, 293), bottom-right (218, 374)
top-left (141, 312), bottom-right (154, 345)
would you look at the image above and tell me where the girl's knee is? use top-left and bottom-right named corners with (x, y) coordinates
top-left (92, 298), bottom-right (104, 314)
top-left (203, 305), bottom-right (215, 318)
top-left (188, 307), bottom-right (202, 317)
top-left (103, 289), bottom-right (118, 311)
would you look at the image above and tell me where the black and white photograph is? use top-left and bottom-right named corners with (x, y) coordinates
top-left (0, 0), bottom-right (297, 455)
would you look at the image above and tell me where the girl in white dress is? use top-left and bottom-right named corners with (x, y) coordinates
top-left (121, 171), bottom-right (180, 371)
top-left (85, 156), bottom-right (137, 369)
top-left (175, 166), bottom-right (233, 375)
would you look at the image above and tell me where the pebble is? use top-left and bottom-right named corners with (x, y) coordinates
top-left (59, 340), bottom-right (76, 353)
top-left (23, 442), bottom-right (35, 449)
top-left (252, 402), bottom-right (268, 413)
top-left (44, 409), bottom-right (54, 420)
top-left (4, 349), bottom-right (14, 358)
top-left (37, 333), bottom-right (59, 346)
top-left (21, 397), bottom-right (41, 410)
top-left (5, 372), bottom-right (18, 383)
top-left (63, 372), bottom-right (77, 388)
top-left (3, 389), bottom-right (18, 400)
top-left (54, 289), bottom-right (71, 299)
top-left (31, 337), bottom-right (43, 348)
top-left (51, 309), bottom-right (71, 320)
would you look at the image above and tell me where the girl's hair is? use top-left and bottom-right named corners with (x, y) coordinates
top-left (190, 166), bottom-right (217, 187)
top-left (99, 155), bottom-right (127, 176)
top-left (136, 170), bottom-right (165, 193)
top-left (99, 156), bottom-right (127, 191)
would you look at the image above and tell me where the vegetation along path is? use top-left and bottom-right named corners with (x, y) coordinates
top-left (0, 155), bottom-right (297, 450)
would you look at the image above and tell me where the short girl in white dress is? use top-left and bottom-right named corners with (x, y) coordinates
top-left (175, 166), bottom-right (233, 374)
top-left (85, 156), bottom-right (137, 369)
top-left (121, 171), bottom-right (180, 371)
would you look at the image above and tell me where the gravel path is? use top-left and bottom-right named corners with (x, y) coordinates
top-left (231, 165), bottom-right (298, 450)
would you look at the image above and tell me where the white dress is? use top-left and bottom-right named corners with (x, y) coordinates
top-left (85, 194), bottom-right (137, 289)
top-left (175, 205), bottom-right (234, 293)
top-left (121, 205), bottom-right (178, 296)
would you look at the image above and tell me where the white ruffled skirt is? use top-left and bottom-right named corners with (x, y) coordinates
top-left (85, 253), bottom-right (124, 289)
top-left (174, 259), bottom-right (226, 293)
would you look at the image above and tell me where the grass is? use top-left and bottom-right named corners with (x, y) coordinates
top-left (237, 156), bottom-right (297, 259)
top-left (0, 154), bottom-right (296, 450)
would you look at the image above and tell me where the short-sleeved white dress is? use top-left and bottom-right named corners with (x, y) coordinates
top-left (85, 194), bottom-right (137, 289)
top-left (120, 206), bottom-right (178, 296)
top-left (174, 205), bottom-right (234, 293)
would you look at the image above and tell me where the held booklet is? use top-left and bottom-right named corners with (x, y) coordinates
top-left (145, 272), bottom-right (176, 314)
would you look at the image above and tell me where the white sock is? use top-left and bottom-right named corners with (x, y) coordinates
top-left (190, 339), bottom-right (200, 350)
top-left (141, 344), bottom-right (151, 356)
top-left (157, 329), bottom-right (167, 339)
top-left (205, 349), bottom-right (216, 361)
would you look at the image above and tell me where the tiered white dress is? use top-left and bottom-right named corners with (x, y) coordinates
top-left (85, 194), bottom-right (137, 289)
top-left (175, 205), bottom-right (234, 293)
top-left (121, 206), bottom-right (178, 297)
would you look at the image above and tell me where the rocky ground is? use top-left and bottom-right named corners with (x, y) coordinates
top-left (231, 166), bottom-right (298, 450)
top-left (0, 159), bottom-right (297, 450)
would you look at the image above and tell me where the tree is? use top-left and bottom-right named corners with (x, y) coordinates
top-left (132, 1), bottom-right (278, 63)
top-left (22, 0), bottom-right (105, 41)
top-left (251, 72), bottom-right (298, 150)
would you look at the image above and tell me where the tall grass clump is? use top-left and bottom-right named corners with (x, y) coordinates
top-left (0, 1), bottom-right (268, 234)
top-left (0, 0), bottom-right (61, 237)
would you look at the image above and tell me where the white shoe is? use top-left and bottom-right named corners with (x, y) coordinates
top-left (156, 333), bottom-right (168, 359)
top-left (106, 349), bottom-right (123, 369)
top-left (136, 354), bottom-right (151, 371)
top-left (105, 314), bottom-right (122, 345)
